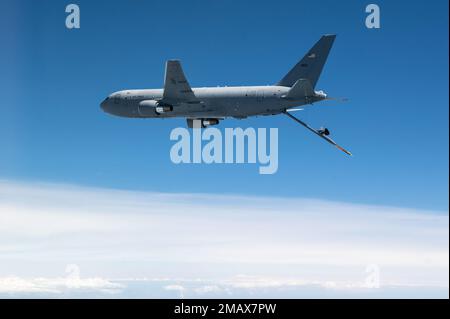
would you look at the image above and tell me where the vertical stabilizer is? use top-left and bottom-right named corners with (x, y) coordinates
top-left (277, 35), bottom-right (336, 88)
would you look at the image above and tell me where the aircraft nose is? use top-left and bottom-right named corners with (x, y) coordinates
top-left (100, 97), bottom-right (110, 112)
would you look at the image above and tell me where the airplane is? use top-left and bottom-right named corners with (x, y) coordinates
top-left (100, 34), bottom-right (352, 156)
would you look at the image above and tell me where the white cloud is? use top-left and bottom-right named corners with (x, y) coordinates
top-left (0, 276), bottom-right (123, 295)
top-left (0, 179), bottom-right (448, 298)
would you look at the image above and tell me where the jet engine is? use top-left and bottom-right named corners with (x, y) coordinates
top-left (186, 118), bottom-right (220, 128)
top-left (138, 100), bottom-right (173, 116)
top-left (202, 119), bottom-right (220, 127)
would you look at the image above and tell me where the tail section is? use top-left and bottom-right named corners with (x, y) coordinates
top-left (283, 79), bottom-right (314, 99)
top-left (277, 34), bottom-right (336, 88)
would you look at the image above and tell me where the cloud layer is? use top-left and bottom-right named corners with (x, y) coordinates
top-left (0, 180), bottom-right (448, 298)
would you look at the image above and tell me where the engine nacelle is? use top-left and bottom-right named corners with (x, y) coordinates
top-left (155, 105), bottom-right (173, 114)
top-left (138, 100), bottom-right (173, 116)
top-left (138, 100), bottom-right (159, 116)
top-left (202, 119), bottom-right (220, 127)
top-left (186, 119), bottom-right (220, 128)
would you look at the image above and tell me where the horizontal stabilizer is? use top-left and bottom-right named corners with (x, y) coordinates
top-left (284, 79), bottom-right (314, 99)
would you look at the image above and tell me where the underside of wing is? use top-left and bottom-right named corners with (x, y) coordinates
top-left (162, 60), bottom-right (199, 104)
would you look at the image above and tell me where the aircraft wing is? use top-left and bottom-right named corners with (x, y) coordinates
top-left (162, 60), bottom-right (199, 104)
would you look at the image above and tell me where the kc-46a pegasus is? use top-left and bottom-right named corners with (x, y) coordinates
top-left (101, 35), bottom-right (352, 155)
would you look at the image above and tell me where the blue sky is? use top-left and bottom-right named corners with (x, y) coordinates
top-left (0, 0), bottom-right (448, 211)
